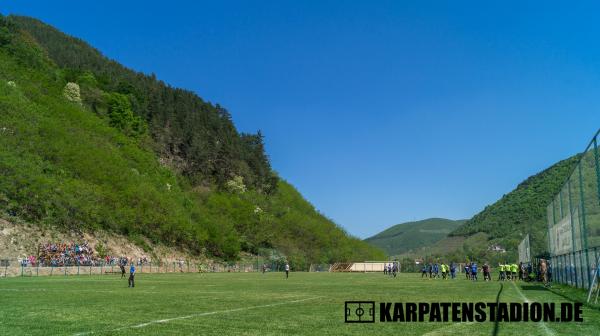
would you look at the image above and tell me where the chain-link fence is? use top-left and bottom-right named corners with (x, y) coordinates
top-left (0, 258), bottom-right (291, 278)
top-left (518, 234), bottom-right (531, 264)
top-left (308, 264), bottom-right (332, 272)
top-left (546, 129), bottom-right (600, 290)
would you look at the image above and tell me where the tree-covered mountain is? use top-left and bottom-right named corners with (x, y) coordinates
top-left (368, 156), bottom-right (584, 265)
top-left (0, 14), bottom-right (384, 267)
top-left (365, 218), bottom-right (466, 256)
top-left (447, 155), bottom-right (581, 262)
top-left (9, 15), bottom-right (276, 192)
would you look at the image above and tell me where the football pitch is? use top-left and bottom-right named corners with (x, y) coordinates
top-left (1, 272), bottom-right (600, 336)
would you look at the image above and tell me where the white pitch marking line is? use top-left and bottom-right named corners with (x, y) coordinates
top-left (511, 282), bottom-right (555, 336)
top-left (73, 296), bottom-right (322, 336)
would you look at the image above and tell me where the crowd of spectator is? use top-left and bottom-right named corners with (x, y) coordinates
top-left (16, 242), bottom-right (153, 268)
top-left (35, 241), bottom-right (100, 266)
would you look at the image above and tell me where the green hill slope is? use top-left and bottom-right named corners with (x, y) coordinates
top-left (449, 155), bottom-right (581, 262)
top-left (365, 218), bottom-right (466, 256)
top-left (0, 14), bottom-right (384, 267)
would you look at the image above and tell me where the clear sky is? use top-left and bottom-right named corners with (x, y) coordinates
top-left (4, 1), bottom-right (600, 238)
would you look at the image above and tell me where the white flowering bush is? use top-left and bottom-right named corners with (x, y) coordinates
top-left (63, 82), bottom-right (81, 103)
top-left (226, 175), bottom-right (246, 194)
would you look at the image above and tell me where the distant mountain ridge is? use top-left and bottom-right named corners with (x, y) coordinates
top-left (370, 155), bottom-right (583, 264)
top-left (365, 218), bottom-right (467, 256)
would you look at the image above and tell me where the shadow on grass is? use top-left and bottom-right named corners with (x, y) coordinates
top-left (521, 285), bottom-right (549, 291)
top-left (545, 284), bottom-right (600, 311)
top-left (492, 283), bottom-right (503, 336)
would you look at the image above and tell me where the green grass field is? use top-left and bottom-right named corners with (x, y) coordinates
top-left (1, 272), bottom-right (599, 335)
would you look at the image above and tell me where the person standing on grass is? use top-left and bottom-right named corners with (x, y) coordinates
top-left (128, 263), bottom-right (136, 288)
top-left (464, 263), bottom-right (470, 280)
top-left (518, 262), bottom-right (524, 281)
top-left (421, 264), bottom-right (428, 278)
top-left (511, 263), bottom-right (518, 281)
top-left (540, 259), bottom-right (548, 286)
top-left (119, 262), bottom-right (126, 279)
top-left (450, 262), bottom-right (456, 279)
top-left (483, 263), bottom-right (491, 281)
top-left (470, 262), bottom-right (478, 281)
top-left (285, 262), bottom-right (290, 279)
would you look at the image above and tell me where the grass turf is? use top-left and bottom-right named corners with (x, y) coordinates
top-left (1, 272), bottom-right (599, 335)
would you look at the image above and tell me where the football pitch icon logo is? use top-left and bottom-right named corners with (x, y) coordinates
top-left (345, 301), bottom-right (375, 323)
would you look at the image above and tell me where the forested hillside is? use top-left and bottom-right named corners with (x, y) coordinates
top-left (365, 218), bottom-right (466, 256)
top-left (368, 156), bottom-right (582, 265)
top-left (449, 155), bottom-right (580, 261)
top-left (0, 14), bottom-right (384, 267)
top-left (10, 15), bottom-right (276, 191)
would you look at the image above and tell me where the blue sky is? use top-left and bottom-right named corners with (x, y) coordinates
top-left (4, 1), bottom-right (600, 238)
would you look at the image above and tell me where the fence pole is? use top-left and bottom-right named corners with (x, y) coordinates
top-left (572, 253), bottom-right (577, 287)
top-left (557, 255), bottom-right (561, 284)
top-left (593, 137), bottom-right (600, 205)
top-left (568, 180), bottom-right (578, 288)
top-left (595, 248), bottom-right (599, 290)
top-left (578, 163), bottom-right (592, 286)
top-left (20, 263), bottom-right (23, 277)
top-left (36, 263), bottom-right (39, 277)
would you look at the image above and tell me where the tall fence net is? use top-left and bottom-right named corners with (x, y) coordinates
top-left (518, 234), bottom-right (531, 264)
top-left (546, 129), bottom-right (600, 290)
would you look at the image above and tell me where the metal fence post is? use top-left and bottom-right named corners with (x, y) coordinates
top-left (593, 137), bottom-right (600, 205)
top-left (595, 247), bottom-right (599, 289)
top-left (578, 163), bottom-right (592, 286)
top-left (561, 255), bottom-right (565, 284)
top-left (576, 251), bottom-right (580, 288)
top-left (567, 180), bottom-right (577, 287)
